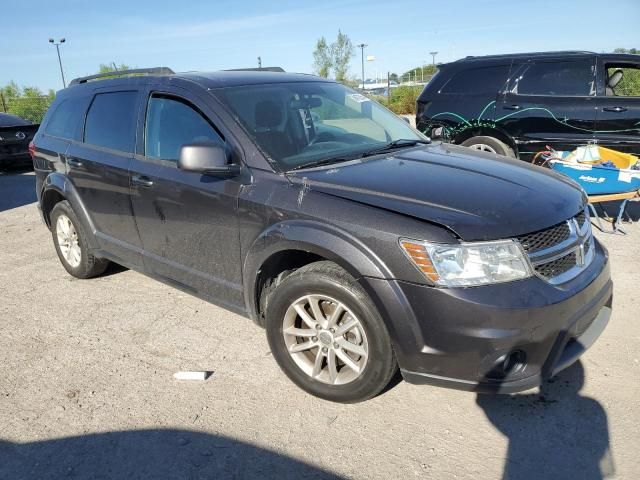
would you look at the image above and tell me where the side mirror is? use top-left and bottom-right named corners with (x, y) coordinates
top-left (401, 116), bottom-right (411, 124)
top-left (178, 142), bottom-right (240, 177)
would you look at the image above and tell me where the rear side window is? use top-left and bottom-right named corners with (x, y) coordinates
top-left (441, 66), bottom-right (510, 94)
top-left (145, 95), bottom-right (223, 161)
top-left (45, 96), bottom-right (88, 139)
top-left (512, 60), bottom-right (596, 96)
top-left (84, 91), bottom-right (138, 152)
top-left (605, 64), bottom-right (640, 97)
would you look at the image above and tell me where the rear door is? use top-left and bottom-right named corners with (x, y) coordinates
top-left (65, 88), bottom-right (144, 268)
top-left (594, 56), bottom-right (640, 155)
top-left (128, 84), bottom-right (244, 308)
top-left (496, 58), bottom-right (597, 156)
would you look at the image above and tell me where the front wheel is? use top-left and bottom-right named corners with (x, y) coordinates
top-left (265, 261), bottom-right (397, 403)
top-left (461, 136), bottom-right (515, 158)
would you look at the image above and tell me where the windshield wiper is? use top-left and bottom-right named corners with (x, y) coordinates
top-left (361, 138), bottom-right (431, 157)
top-left (288, 139), bottom-right (431, 172)
top-left (288, 155), bottom-right (359, 172)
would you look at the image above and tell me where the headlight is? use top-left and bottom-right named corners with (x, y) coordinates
top-left (399, 238), bottom-right (532, 287)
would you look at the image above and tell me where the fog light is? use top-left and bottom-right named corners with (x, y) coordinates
top-left (487, 350), bottom-right (527, 379)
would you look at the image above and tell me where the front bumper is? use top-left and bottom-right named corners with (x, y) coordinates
top-left (361, 239), bottom-right (612, 393)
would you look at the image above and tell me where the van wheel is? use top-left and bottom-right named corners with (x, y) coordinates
top-left (461, 136), bottom-right (515, 157)
top-left (265, 261), bottom-right (397, 403)
top-left (50, 201), bottom-right (109, 279)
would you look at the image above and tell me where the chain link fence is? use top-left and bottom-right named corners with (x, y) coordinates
top-left (0, 93), bottom-right (52, 124)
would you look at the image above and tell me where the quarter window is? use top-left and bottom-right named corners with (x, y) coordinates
top-left (512, 60), bottom-right (596, 96)
top-left (441, 66), bottom-right (511, 94)
top-left (45, 96), bottom-right (88, 140)
top-left (145, 95), bottom-right (223, 161)
top-left (84, 91), bottom-right (138, 152)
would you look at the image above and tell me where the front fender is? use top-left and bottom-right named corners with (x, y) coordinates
top-left (41, 172), bottom-right (100, 250)
top-left (242, 219), bottom-right (393, 322)
top-left (241, 219), bottom-right (425, 357)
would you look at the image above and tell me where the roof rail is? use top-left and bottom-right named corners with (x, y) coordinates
top-left (224, 67), bottom-right (285, 73)
top-left (457, 51), bottom-right (595, 61)
top-left (69, 67), bottom-right (175, 86)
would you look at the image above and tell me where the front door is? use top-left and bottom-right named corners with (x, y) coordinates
top-left (496, 58), bottom-right (598, 157)
top-left (66, 89), bottom-right (144, 267)
top-left (594, 56), bottom-right (640, 155)
top-left (128, 87), bottom-right (244, 309)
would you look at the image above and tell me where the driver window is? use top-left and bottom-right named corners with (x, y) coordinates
top-left (145, 95), bottom-right (224, 161)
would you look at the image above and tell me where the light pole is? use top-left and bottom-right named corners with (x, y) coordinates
top-left (357, 43), bottom-right (367, 90)
top-left (49, 38), bottom-right (66, 88)
top-left (429, 51), bottom-right (438, 67)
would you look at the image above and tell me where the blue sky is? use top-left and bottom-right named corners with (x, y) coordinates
top-left (2, 0), bottom-right (639, 91)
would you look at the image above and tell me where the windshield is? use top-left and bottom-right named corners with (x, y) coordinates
top-left (213, 81), bottom-right (425, 170)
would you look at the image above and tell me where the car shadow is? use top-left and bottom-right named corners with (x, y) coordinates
top-left (0, 428), bottom-right (341, 479)
top-left (0, 170), bottom-right (37, 212)
top-left (476, 361), bottom-right (614, 480)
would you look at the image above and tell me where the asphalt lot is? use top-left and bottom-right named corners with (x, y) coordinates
top-left (1, 170), bottom-right (639, 479)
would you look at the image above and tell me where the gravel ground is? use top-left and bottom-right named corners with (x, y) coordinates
top-left (0, 171), bottom-right (638, 479)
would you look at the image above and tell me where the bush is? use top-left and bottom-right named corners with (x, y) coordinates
top-left (383, 86), bottom-right (422, 115)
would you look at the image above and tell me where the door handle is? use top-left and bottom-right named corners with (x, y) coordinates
top-left (602, 106), bottom-right (627, 113)
top-left (66, 157), bottom-right (83, 167)
top-left (503, 104), bottom-right (521, 110)
top-left (131, 174), bottom-right (154, 188)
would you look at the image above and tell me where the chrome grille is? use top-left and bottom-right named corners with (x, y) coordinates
top-left (535, 253), bottom-right (577, 279)
top-left (516, 222), bottom-right (571, 253)
top-left (516, 208), bottom-right (594, 284)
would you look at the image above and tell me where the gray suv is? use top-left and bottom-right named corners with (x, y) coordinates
top-left (31, 67), bottom-right (612, 402)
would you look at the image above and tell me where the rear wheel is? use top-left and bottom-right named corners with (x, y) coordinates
top-left (265, 261), bottom-right (397, 403)
top-left (50, 201), bottom-right (109, 279)
top-left (461, 136), bottom-right (515, 157)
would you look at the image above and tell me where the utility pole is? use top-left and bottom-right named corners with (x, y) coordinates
top-left (49, 38), bottom-right (67, 88)
top-left (357, 43), bottom-right (367, 90)
top-left (257, 56), bottom-right (262, 68)
top-left (429, 51), bottom-right (438, 67)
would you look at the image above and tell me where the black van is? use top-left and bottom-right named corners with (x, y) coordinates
top-left (416, 51), bottom-right (640, 161)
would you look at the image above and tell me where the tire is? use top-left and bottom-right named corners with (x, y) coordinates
top-left (265, 261), bottom-right (397, 403)
top-left (461, 136), bottom-right (515, 158)
top-left (50, 201), bottom-right (109, 279)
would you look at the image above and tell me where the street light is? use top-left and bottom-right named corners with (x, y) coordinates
top-left (357, 43), bottom-right (367, 90)
top-left (429, 51), bottom-right (438, 67)
top-left (49, 38), bottom-right (67, 88)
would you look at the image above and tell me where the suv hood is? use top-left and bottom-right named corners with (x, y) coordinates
top-left (286, 143), bottom-right (585, 240)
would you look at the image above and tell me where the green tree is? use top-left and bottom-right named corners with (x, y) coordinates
top-left (312, 37), bottom-right (332, 78)
top-left (331, 30), bottom-right (354, 83)
top-left (0, 82), bottom-right (52, 123)
top-left (98, 63), bottom-right (131, 73)
top-left (402, 64), bottom-right (438, 82)
top-left (613, 48), bottom-right (638, 54)
top-left (1, 81), bottom-right (20, 100)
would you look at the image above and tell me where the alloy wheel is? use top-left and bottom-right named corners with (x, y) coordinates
top-left (282, 294), bottom-right (369, 385)
top-left (56, 214), bottom-right (81, 268)
top-left (469, 143), bottom-right (497, 153)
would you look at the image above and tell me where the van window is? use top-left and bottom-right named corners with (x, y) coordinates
top-left (45, 96), bottom-right (88, 140)
top-left (512, 60), bottom-right (596, 96)
top-left (84, 91), bottom-right (138, 152)
top-left (441, 66), bottom-right (511, 94)
top-left (145, 95), bottom-right (223, 161)
top-left (605, 65), bottom-right (640, 97)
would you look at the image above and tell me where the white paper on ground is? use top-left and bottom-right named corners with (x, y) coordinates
top-left (173, 371), bottom-right (211, 381)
